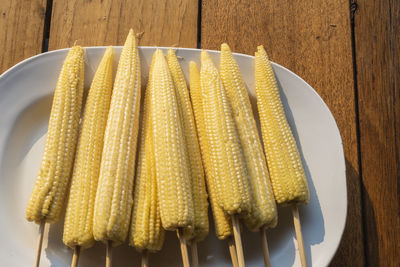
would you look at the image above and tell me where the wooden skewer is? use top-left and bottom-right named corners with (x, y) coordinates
top-left (71, 246), bottom-right (81, 267)
top-left (106, 240), bottom-right (113, 267)
top-left (34, 221), bottom-right (46, 267)
top-left (260, 226), bottom-right (271, 267)
top-left (191, 242), bottom-right (199, 267)
top-left (292, 205), bottom-right (308, 267)
top-left (141, 250), bottom-right (149, 267)
top-left (227, 237), bottom-right (239, 267)
top-left (231, 216), bottom-right (245, 267)
top-left (177, 228), bottom-right (190, 267)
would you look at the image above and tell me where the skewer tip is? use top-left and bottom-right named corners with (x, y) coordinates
top-left (292, 205), bottom-right (308, 267)
top-left (71, 246), bottom-right (81, 267)
top-left (191, 242), bottom-right (199, 267)
top-left (260, 226), bottom-right (271, 267)
top-left (141, 250), bottom-right (149, 267)
top-left (228, 237), bottom-right (239, 267)
top-left (177, 228), bottom-right (190, 267)
top-left (106, 240), bottom-right (113, 267)
top-left (231, 216), bottom-right (245, 267)
top-left (34, 221), bottom-right (46, 267)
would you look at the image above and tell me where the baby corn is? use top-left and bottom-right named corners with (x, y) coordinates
top-left (63, 47), bottom-right (114, 249)
top-left (220, 44), bottom-right (277, 231)
top-left (200, 51), bottom-right (251, 216)
top-left (93, 30), bottom-right (141, 245)
top-left (167, 50), bottom-right (209, 242)
top-left (255, 46), bottom-right (309, 205)
top-left (129, 58), bottom-right (165, 252)
top-left (26, 46), bottom-right (84, 224)
top-left (189, 61), bottom-right (232, 240)
top-left (150, 49), bottom-right (193, 231)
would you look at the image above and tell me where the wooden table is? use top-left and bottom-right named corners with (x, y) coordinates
top-left (0, 0), bottom-right (398, 266)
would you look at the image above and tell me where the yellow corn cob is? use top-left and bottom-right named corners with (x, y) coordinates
top-left (167, 49), bottom-right (209, 242)
top-left (189, 61), bottom-right (232, 240)
top-left (150, 49), bottom-right (193, 230)
top-left (26, 46), bottom-right (84, 224)
top-left (200, 51), bottom-right (251, 215)
top-left (93, 29), bottom-right (141, 245)
top-left (63, 47), bottom-right (114, 249)
top-left (255, 45), bottom-right (309, 205)
top-left (129, 58), bottom-right (165, 252)
top-left (220, 44), bottom-right (277, 231)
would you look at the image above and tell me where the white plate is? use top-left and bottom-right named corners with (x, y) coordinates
top-left (0, 47), bottom-right (346, 267)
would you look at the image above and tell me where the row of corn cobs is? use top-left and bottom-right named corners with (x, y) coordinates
top-left (25, 29), bottom-right (309, 264)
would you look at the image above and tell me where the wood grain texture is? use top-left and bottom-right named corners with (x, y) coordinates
top-left (354, 0), bottom-right (400, 265)
top-left (48, 0), bottom-right (198, 50)
top-left (0, 0), bottom-right (47, 73)
top-left (201, 1), bottom-right (364, 266)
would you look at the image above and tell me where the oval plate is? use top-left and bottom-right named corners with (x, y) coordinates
top-left (0, 47), bottom-right (346, 267)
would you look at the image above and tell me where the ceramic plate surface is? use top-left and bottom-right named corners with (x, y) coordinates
top-left (0, 47), bottom-right (346, 267)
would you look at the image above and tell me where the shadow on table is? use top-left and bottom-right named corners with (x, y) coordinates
top-left (361, 182), bottom-right (379, 266)
top-left (329, 159), bottom-right (379, 266)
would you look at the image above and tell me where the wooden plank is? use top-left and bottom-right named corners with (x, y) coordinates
top-left (48, 0), bottom-right (198, 50)
top-left (0, 0), bottom-right (47, 73)
top-left (201, 1), bottom-right (364, 266)
top-left (354, 0), bottom-right (400, 265)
